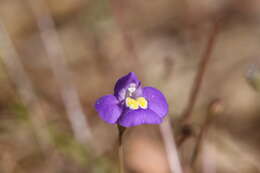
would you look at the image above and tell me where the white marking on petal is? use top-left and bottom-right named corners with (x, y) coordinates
top-left (127, 83), bottom-right (137, 95)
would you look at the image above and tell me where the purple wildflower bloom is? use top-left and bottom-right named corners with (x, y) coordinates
top-left (95, 72), bottom-right (168, 127)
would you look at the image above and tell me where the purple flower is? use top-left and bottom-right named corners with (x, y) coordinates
top-left (95, 72), bottom-right (168, 127)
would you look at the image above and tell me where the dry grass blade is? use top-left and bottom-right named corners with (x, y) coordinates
top-left (0, 22), bottom-right (50, 150)
top-left (27, 0), bottom-right (92, 144)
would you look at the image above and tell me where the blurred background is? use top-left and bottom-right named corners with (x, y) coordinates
top-left (1, 0), bottom-right (260, 172)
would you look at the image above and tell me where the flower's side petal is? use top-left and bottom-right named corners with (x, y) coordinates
top-left (95, 95), bottom-right (122, 124)
top-left (118, 109), bottom-right (162, 127)
top-left (114, 72), bottom-right (140, 100)
top-left (143, 87), bottom-right (168, 118)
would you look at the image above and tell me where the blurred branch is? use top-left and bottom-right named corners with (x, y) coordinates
top-left (0, 22), bottom-right (50, 150)
top-left (177, 20), bottom-right (221, 149)
top-left (160, 118), bottom-right (183, 173)
top-left (27, 0), bottom-right (92, 144)
top-left (181, 21), bottom-right (220, 123)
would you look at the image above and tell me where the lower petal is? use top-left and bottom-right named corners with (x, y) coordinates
top-left (95, 95), bottom-right (122, 124)
top-left (118, 109), bottom-right (162, 127)
top-left (143, 87), bottom-right (168, 118)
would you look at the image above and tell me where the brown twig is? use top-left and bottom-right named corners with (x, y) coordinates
top-left (177, 20), bottom-right (221, 149)
top-left (181, 21), bottom-right (220, 123)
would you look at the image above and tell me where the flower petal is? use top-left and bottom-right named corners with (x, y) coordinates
top-left (118, 109), bottom-right (162, 127)
top-left (143, 87), bottom-right (168, 118)
top-left (95, 95), bottom-right (122, 124)
top-left (114, 72), bottom-right (140, 101)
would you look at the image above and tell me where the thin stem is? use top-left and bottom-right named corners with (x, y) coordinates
top-left (160, 118), bottom-right (183, 173)
top-left (118, 125), bottom-right (126, 146)
top-left (117, 125), bottom-right (126, 173)
top-left (177, 21), bottom-right (221, 150)
top-left (181, 21), bottom-right (220, 123)
top-left (118, 145), bottom-right (125, 173)
top-left (27, 0), bottom-right (92, 144)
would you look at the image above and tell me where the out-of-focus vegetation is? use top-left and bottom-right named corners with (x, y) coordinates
top-left (1, 0), bottom-right (260, 172)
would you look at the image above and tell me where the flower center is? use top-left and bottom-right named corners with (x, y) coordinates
top-left (127, 83), bottom-right (137, 96)
top-left (126, 97), bottom-right (148, 110)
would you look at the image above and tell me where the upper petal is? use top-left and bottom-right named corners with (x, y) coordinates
top-left (118, 109), bottom-right (162, 127)
top-left (143, 87), bottom-right (168, 118)
top-left (95, 95), bottom-right (122, 124)
top-left (114, 72), bottom-right (140, 101)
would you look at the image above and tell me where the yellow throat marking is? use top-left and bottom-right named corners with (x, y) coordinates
top-left (126, 97), bottom-right (148, 110)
